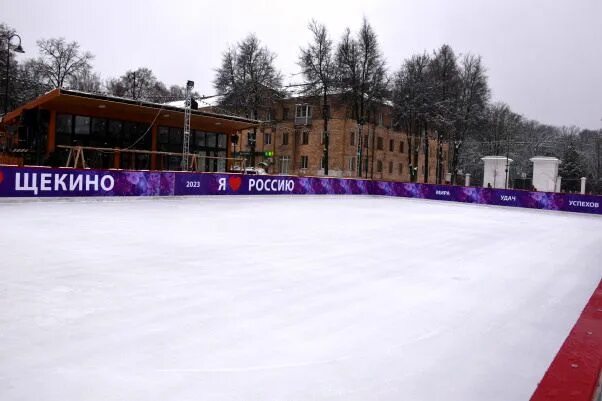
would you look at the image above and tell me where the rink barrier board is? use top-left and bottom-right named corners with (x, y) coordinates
top-left (530, 280), bottom-right (602, 401)
top-left (0, 165), bottom-right (600, 215)
top-left (1, 164), bottom-right (601, 398)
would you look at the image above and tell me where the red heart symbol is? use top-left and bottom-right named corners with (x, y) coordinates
top-left (0, 171), bottom-right (4, 185)
top-left (229, 176), bottom-right (242, 191)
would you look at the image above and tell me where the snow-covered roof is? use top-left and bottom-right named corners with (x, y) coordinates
top-left (164, 100), bottom-right (185, 108)
top-left (163, 96), bottom-right (220, 109)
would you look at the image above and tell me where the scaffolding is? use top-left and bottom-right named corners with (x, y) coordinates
top-left (181, 80), bottom-right (194, 171)
top-left (57, 145), bottom-right (246, 172)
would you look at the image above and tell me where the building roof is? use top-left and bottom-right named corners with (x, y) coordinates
top-left (1, 89), bottom-right (260, 133)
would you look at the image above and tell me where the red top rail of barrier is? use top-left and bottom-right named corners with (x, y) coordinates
top-left (530, 280), bottom-right (602, 401)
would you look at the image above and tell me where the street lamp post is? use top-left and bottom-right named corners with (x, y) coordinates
top-left (3, 33), bottom-right (25, 115)
top-left (357, 117), bottom-right (365, 177)
top-left (505, 130), bottom-right (511, 189)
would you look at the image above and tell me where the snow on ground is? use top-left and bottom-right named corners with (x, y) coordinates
top-left (0, 196), bottom-right (601, 401)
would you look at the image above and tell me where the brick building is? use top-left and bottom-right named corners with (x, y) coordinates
top-left (231, 94), bottom-right (449, 184)
top-left (0, 89), bottom-right (449, 184)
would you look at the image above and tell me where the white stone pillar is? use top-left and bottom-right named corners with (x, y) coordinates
top-left (465, 173), bottom-right (471, 187)
top-left (581, 177), bottom-right (587, 194)
top-left (530, 157), bottom-right (561, 192)
top-left (481, 156), bottom-right (513, 189)
top-left (555, 176), bottom-right (562, 192)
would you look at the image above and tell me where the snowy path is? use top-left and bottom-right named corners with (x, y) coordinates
top-left (0, 196), bottom-right (601, 401)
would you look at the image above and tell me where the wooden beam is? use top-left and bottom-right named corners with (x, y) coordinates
top-left (151, 124), bottom-right (158, 170)
top-left (47, 110), bottom-right (56, 154)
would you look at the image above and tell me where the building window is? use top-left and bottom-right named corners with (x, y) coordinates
top-left (266, 109), bottom-right (273, 121)
top-left (377, 137), bottom-right (383, 150)
top-left (206, 133), bottom-right (217, 148)
top-left (283, 108), bottom-right (289, 120)
top-left (399, 163), bottom-right (403, 175)
top-left (350, 131), bottom-right (355, 146)
top-left (282, 132), bottom-right (289, 145)
top-left (88, 118), bottom-right (106, 147)
top-left (247, 131), bottom-right (255, 146)
top-left (56, 114), bottom-right (73, 145)
top-left (264, 132), bottom-right (272, 145)
top-left (348, 157), bottom-right (356, 171)
top-left (107, 120), bottom-right (122, 147)
top-left (400, 141), bottom-right (404, 153)
top-left (295, 104), bottom-right (312, 125)
top-left (302, 131), bottom-right (309, 145)
top-left (158, 127), bottom-right (169, 145)
top-left (389, 139), bottom-right (394, 152)
top-left (377, 160), bottom-right (383, 173)
top-left (91, 118), bottom-right (106, 135)
top-left (168, 127), bottom-right (182, 145)
top-left (56, 114), bottom-right (73, 134)
top-left (295, 104), bottom-right (311, 118)
top-left (74, 116), bottom-right (91, 135)
top-left (300, 155), bottom-right (309, 169)
top-left (388, 161), bottom-right (393, 174)
top-left (156, 126), bottom-right (182, 153)
top-left (279, 156), bottom-right (290, 174)
top-left (217, 133), bottom-right (227, 148)
top-left (194, 130), bottom-right (206, 147)
top-left (120, 121), bottom-right (135, 146)
top-left (378, 112), bottom-right (383, 126)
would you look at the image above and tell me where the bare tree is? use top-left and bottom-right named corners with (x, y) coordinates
top-left (35, 38), bottom-right (94, 88)
top-left (392, 54), bottom-right (432, 182)
top-left (68, 66), bottom-right (102, 93)
top-left (336, 18), bottom-right (388, 177)
top-left (214, 34), bottom-right (282, 166)
top-left (450, 54), bottom-right (490, 183)
top-left (299, 20), bottom-right (336, 175)
top-left (106, 67), bottom-right (169, 101)
top-left (428, 45), bottom-right (460, 183)
top-left (459, 102), bottom-right (521, 184)
top-left (16, 59), bottom-right (53, 103)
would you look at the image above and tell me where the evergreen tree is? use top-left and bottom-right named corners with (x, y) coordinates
top-left (559, 138), bottom-right (586, 192)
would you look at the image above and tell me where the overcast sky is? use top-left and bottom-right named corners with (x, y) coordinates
top-left (3, 0), bottom-right (601, 129)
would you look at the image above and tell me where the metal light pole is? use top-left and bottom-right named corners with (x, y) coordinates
top-left (3, 33), bottom-right (25, 115)
top-left (322, 102), bottom-right (329, 176)
top-left (181, 80), bottom-right (194, 171)
top-left (596, 118), bottom-right (602, 195)
top-left (357, 118), bottom-right (364, 177)
top-left (505, 130), bottom-right (511, 189)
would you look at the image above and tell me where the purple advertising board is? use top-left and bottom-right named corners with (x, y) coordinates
top-left (0, 165), bottom-right (600, 215)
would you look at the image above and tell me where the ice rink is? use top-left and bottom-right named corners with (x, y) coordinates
top-left (1, 196), bottom-right (601, 401)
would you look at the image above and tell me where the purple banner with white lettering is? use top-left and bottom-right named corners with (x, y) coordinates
top-left (0, 166), bottom-right (600, 215)
top-left (0, 166), bottom-right (175, 197)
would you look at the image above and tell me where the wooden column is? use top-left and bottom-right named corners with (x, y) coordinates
top-left (113, 149), bottom-right (120, 169)
top-left (47, 110), bottom-right (56, 154)
top-left (151, 124), bottom-right (158, 170)
top-left (226, 132), bottom-right (231, 171)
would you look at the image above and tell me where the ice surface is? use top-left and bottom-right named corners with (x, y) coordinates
top-left (0, 196), bottom-right (601, 401)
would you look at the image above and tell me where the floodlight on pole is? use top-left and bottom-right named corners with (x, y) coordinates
top-left (181, 80), bottom-right (194, 171)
